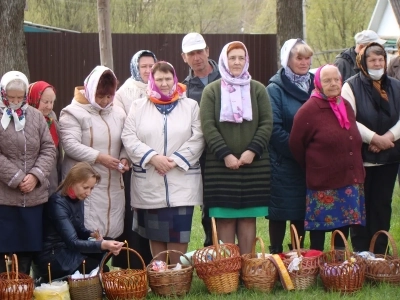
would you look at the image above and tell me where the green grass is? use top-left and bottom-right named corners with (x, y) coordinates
top-left (144, 184), bottom-right (400, 299)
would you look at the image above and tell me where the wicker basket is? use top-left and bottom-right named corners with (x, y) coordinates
top-left (0, 254), bottom-right (34, 300)
top-left (193, 217), bottom-right (241, 294)
top-left (284, 224), bottom-right (306, 258)
top-left (147, 250), bottom-right (193, 297)
top-left (241, 237), bottom-right (278, 292)
top-left (283, 224), bottom-right (321, 290)
top-left (365, 230), bottom-right (400, 284)
top-left (100, 247), bottom-right (147, 300)
top-left (319, 230), bottom-right (366, 294)
top-left (68, 273), bottom-right (102, 300)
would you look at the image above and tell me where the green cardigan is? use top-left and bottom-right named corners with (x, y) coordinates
top-left (200, 79), bottom-right (272, 209)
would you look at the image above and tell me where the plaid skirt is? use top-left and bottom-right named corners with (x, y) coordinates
top-left (133, 206), bottom-right (194, 243)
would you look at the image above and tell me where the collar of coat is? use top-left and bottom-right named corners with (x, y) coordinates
top-left (74, 86), bottom-right (90, 104)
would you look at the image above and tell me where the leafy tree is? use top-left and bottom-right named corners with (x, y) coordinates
top-left (306, 0), bottom-right (376, 66)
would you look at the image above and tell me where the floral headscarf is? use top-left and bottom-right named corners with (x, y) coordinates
top-left (146, 61), bottom-right (186, 105)
top-left (130, 50), bottom-right (157, 82)
top-left (218, 41), bottom-right (252, 123)
top-left (0, 71), bottom-right (29, 131)
top-left (84, 66), bottom-right (117, 110)
top-left (27, 81), bottom-right (59, 146)
top-left (311, 65), bottom-right (350, 130)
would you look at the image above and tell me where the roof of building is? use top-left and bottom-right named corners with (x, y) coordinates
top-left (24, 21), bottom-right (80, 33)
top-left (368, 0), bottom-right (400, 39)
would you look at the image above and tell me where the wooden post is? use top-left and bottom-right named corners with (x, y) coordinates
top-left (97, 0), bottom-right (114, 69)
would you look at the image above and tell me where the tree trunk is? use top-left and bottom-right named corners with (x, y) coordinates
top-left (97, 0), bottom-right (114, 69)
top-left (276, 0), bottom-right (303, 67)
top-left (0, 0), bottom-right (30, 79)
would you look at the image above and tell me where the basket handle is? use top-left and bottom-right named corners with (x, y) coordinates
top-left (290, 224), bottom-right (301, 257)
top-left (211, 217), bottom-right (220, 256)
top-left (251, 237), bottom-right (266, 258)
top-left (369, 230), bottom-right (398, 257)
top-left (99, 247), bottom-right (146, 274)
top-left (148, 249), bottom-right (192, 267)
top-left (9, 254), bottom-right (19, 281)
top-left (330, 230), bottom-right (351, 259)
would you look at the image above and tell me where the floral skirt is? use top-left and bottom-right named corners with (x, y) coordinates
top-left (304, 184), bottom-right (366, 231)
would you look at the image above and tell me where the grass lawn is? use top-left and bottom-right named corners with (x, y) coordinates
top-left (143, 184), bottom-right (400, 299)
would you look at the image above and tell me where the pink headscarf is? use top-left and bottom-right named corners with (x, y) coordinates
top-left (218, 41), bottom-right (252, 123)
top-left (146, 61), bottom-right (185, 104)
top-left (311, 65), bottom-right (350, 130)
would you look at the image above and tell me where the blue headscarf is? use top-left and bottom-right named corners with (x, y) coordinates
top-left (129, 50), bottom-right (157, 82)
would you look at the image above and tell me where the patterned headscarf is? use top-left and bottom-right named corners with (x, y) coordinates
top-left (27, 81), bottom-right (59, 146)
top-left (84, 66), bottom-right (117, 110)
top-left (130, 50), bottom-right (157, 82)
top-left (146, 61), bottom-right (186, 105)
top-left (0, 71), bottom-right (29, 131)
top-left (218, 41), bottom-right (252, 123)
top-left (356, 42), bottom-right (389, 102)
top-left (311, 65), bottom-right (350, 130)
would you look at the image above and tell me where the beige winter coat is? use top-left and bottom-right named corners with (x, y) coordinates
top-left (0, 106), bottom-right (56, 207)
top-left (121, 96), bottom-right (205, 209)
top-left (114, 78), bottom-right (147, 115)
top-left (59, 87), bottom-right (127, 238)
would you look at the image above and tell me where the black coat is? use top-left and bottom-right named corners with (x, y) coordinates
top-left (266, 69), bottom-right (314, 221)
top-left (33, 192), bottom-right (102, 280)
top-left (347, 72), bottom-right (400, 164)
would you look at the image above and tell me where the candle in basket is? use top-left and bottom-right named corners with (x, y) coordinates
top-left (48, 263), bottom-right (52, 284)
top-left (83, 260), bottom-right (86, 278)
top-left (124, 240), bottom-right (130, 269)
top-left (4, 255), bottom-right (9, 280)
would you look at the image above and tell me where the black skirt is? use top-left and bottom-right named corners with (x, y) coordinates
top-left (0, 204), bottom-right (44, 252)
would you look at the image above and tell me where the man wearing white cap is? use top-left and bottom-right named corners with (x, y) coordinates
top-left (181, 32), bottom-right (221, 103)
top-left (181, 32), bottom-right (220, 247)
top-left (334, 30), bottom-right (386, 81)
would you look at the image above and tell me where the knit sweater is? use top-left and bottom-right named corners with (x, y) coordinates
top-left (200, 79), bottom-right (272, 209)
top-left (289, 96), bottom-right (365, 190)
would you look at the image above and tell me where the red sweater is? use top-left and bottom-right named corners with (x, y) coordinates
top-left (289, 96), bottom-right (365, 190)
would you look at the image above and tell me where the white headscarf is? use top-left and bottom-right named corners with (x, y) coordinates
top-left (84, 66), bottom-right (117, 110)
top-left (0, 71), bottom-right (29, 131)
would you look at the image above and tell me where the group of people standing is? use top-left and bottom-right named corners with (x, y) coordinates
top-left (269, 29), bottom-right (400, 255)
top-left (0, 33), bottom-right (272, 280)
top-left (0, 29), bottom-right (399, 282)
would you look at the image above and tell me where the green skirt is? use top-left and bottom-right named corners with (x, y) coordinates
top-left (209, 206), bottom-right (268, 218)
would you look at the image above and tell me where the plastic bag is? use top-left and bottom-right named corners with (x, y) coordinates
top-left (33, 281), bottom-right (70, 300)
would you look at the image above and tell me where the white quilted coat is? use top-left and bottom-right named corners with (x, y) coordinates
top-left (121, 96), bottom-right (205, 209)
top-left (114, 78), bottom-right (147, 115)
top-left (59, 87), bottom-right (127, 238)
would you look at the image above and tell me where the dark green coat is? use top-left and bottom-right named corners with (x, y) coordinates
top-left (200, 79), bottom-right (272, 209)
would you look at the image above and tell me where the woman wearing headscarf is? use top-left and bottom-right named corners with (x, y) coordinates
top-left (0, 71), bottom-right (56, 274)
top-left (113, 50), bottom-right (157, 269)
top-left (114, 50), bottom-right (157, 115)
top-left (121, 61), bottom-right (204, 264)
top-left (266, 38), bottom-right (314, 254)
top-left (59, 66), bottom-right (129, 241)
top-left (200, 41), bottom-right (272, 255)
top-left (342, 43), bottom-right (400, 254)
top-left (27, 81), bottom-right (62, 195)
top-left (289, 65), bottom-right (366, 251)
